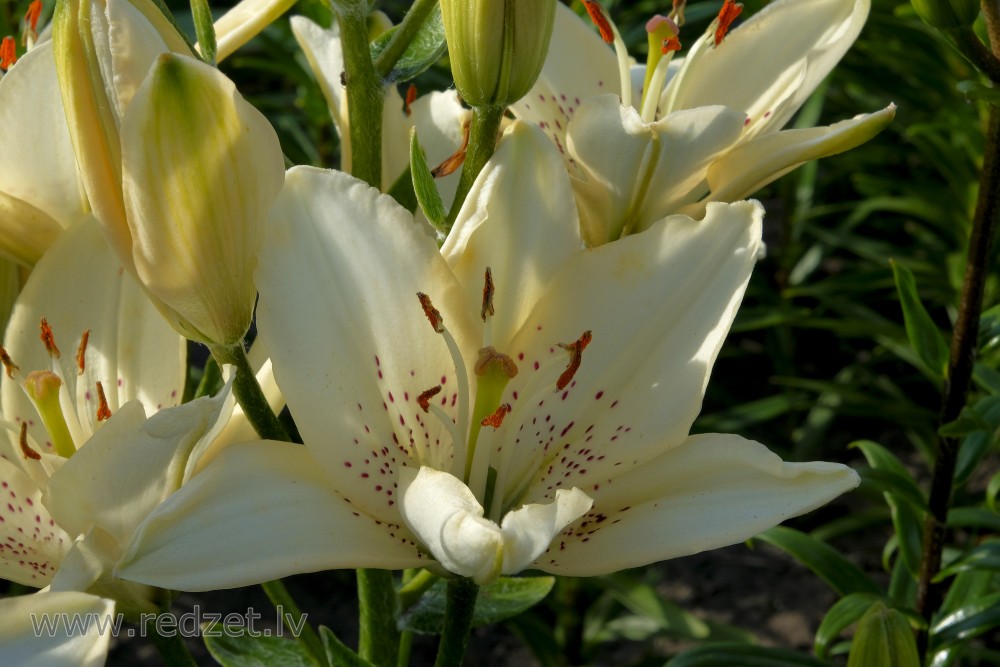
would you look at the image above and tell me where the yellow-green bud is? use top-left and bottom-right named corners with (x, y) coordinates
top-left (910, 0), bottom-right (979, 30)
top-left (441, 0), bottom-right (556, 107)
top-left (847, 602), bottom-right (920, 667)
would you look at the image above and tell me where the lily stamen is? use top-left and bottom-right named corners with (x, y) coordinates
top-left (583, 1), bottom-right (632, 109)
top-left (39, 318), bottom-right (60, 358)
top-left (75, 330), bottom-right (90, 375)
top-left (0, 345), bottom-right (18, 378)
top-left (714, 0), bottom-right (743, 46)
top-left (19, 422), bottom-right (40, 461)
top-left (557, 331), bottom-right (593, 391)
top-left (95, 381), bottom-right (112, 422)
top-left (0, 36), bottom-right (16, 71)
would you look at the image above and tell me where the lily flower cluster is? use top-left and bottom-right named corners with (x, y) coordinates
top-left (0, 0), bottom-right (883, 663)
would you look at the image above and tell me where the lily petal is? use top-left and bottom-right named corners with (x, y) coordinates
top-left (679, 105), bottom-right (897, 219)
top-left (0, 591), bottom-right (114, 667)
top-left (499, 486), bottom-right (592, 575)
top-left (661, 0), bottom-right (869, 136)
top-left (539, 433), bottom-right (860, 575)
top-left (211, 0), bottom-right (297, 63)
top-left (1, 217), bottom-right (185, 453)
top-left (443, 122), bottom-right (582, 347)
top-left (118, 441), bottom-right (425, 590)
top-left (0, 456), bottom-right (70, 587)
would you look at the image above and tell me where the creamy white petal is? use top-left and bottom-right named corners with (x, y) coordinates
top-left (105, 0), bottom-right (171, 116)
top-left (1, 217), bottom-right (185, 452)
top-left (257, 166), bottom-right (475, 516)
top-left (291, 16), bottom-right (348, 147)
top-left (537, 433), bottom-right (860, 575)
top-left (0, 41), bottom-right (87, 246)
top-left (661, 0), bottom-right (869, 136)
top-left (443, 122), bottom-right (582, 348)
top-left (211, 0), bottom-right (297, 62)
top-left (497, 201), bottom-right (763, 502)
top-left (117, 441), bottom-right (425, 590)
top-left (499, 487), bottom-right (592, 574)
top-left (0, 456), bottom-right (70, 587)
top-left (399, 466), bottom-right (503, 584)
top-left (511, 2), bottom-right (619, 148)
top-left (0, 591), bottom-right (114, 667)
top-left (566, 98), bottom-right (746, 244)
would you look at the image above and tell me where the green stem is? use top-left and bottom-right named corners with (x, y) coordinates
top-left (373, 0), bottom-right (439, 80)
top-left (357, 569), bottom-right (400, 667)
top-left (445, 104), bottom-right (506, 228)
top-left (397, 568), bottom-right (438, 609)
top-left (952, 28), bottom-right (1000, 83)
top-left (916, 104), bottom-right (1000, 631)
top-left (145, 614), bottom-right (198, 667)
top-left (210, 343), bottom-right (289, 442)
top-left (433, 578), bottom-right (479, 667)
top-left (337, 1), bottom-right (384, 188)
top-left (982, 0), bottom-right (1000, 55)
top-left (262, 579), bottom-right (328, 666)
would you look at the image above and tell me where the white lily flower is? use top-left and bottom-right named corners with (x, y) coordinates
top-left (512, 0), bottom-right (893, 245)
top-left (292, 14), bottom-right (469, 200)
top-left (116, 122), bottom-right (858, 590)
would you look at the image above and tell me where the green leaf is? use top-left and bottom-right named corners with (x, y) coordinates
top-left (319, 627), bottom-right (374, 667)
top-left (847, 602), bottom-right (920, 667)
top-left (204, 626), bottom-right (318, 667)
top-left (947, 506), bottom-right (1000, 532)
top-left (397, 576), bottom-right (554, 634)
top-left (409, 127), bottom-right (447, 231)
top-left (757, 527), bottom-right (882, 596)
top-left (598, 572), bottom-right (710, 640)
top-left (956, 80), bottom-right (1000, 104)
top-left (934, 540), bottom-right (1000, 580)
top-left (815, 593), bottom-right (881, 659)
top-left (931, 590), bottom-right (1000, 645)
top-left (369, 5), bottom-right (447, 83)
top-left (890, 259), bottom-right (950, 378)
top-left (666, 642), bottom-right (832, 666)
top-left (988, 469), bottom-right (1000, 513)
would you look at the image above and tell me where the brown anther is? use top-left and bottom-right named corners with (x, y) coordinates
top-left (0, 346), bottom-right (18, 378)
top-left (417, 385), bottom-right (442, 412)
top-left (431, 120), bottom-right (471, 178)
top-left (39, 318), bottom-right (60, 358)
top-left (662, 36), bottom-right (681, 53)
top-left (584, 1), bottom-right (614, 43)
top-left (0, 36), bottom-right (17, 71)
top-left (714, 0), bottom-right (742, 46)
top-left (475, 346), bottom-right (518, 379)
top-left (417, 293), bottom-right (445, 333)
top-left (556, 331), bottom-right (593, 391)
top-left (404, 83), bottom-right (417, 116)
top-left (95, 381), bottom-right (112, 421)
top-left (480, 403), bottom-right (512, 429)
top-left (75, 330), bottom-right (91, 375)
top-left (481, 267), bottom-right (495, 322)
top-left (19, 423), bottom-right (40, 461)
top-left (672, 0), bottom-right (688, 26)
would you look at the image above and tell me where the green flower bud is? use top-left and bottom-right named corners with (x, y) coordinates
top-left (910, 0), bottom-right (979, 31)
top-left (847, 602), bottom-right (920, 667)
top-left (441, 0), bottom-right (556, 107)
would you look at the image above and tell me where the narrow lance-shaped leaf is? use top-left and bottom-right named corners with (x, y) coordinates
top-left (847, 602), bottom-right (920, 667)
top-left (410, 127), bottom-right (447, 231)
top-left (814, 593), bottom-right (881, 659)
top-left (757, 526), bottom-right (882, 596)
top-left (890, 259), bottom-right (950, 379)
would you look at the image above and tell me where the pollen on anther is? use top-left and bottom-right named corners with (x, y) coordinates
top-left (481, 403), bottom-right (512, 429)
top-left (714, 0), bottom-right (743, 46)
top-left (416, 293), bottom-right (445, 333)
top-left (583, 1), bottom-right (614, 43)
top-left (662, 36), bottom-right (681, 53)
top-left (75, 330), bottom-right (91, 375)
top-left (417, 386), bottom-right (442, 412)
top-left (556, 331), bottom-right (593, 391)
top-left (0, 37), bottom-right (16, 71)
top-left (95, 382), bottom-right (112, 422)
top-left (0, 346), bottom-right (18, 378)
top-left (19, 423), bottom-right (40, 461)
top-left (481, 267), bottom-right (495, 321)
top-left (39, 318), bottom-right (60, 358)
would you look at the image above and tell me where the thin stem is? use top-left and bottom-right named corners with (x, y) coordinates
top-left (982, 0), bottom-right (1000, 56)
top-left (952, 28), bottom-right (1000, 83)
top-left (337, 1), bottom-right (384, 188)
top-left (210, 343), bottom-right (289, 442)
top-left (397, 568), bottom-right (438, 609)
top-left (916, 104), bottom-right (1000, 628)
top-left (433, 578), bottom-right (479, 667)
top-left (373, 0), bottom-right (439, 80)
top-left (445, 104), bottom-right (506, 228)
top-left (145, 614), bottom-right (198, 667)
top-left (357, 569), bottom-right (400, 667)
top-left (262, 579), bottom-right (328, 666)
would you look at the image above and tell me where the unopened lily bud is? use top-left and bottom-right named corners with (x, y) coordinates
top-left (910, 0), bottom-right (979, 30)
top-left (847, 602), bottom-right (919, 667)
top-left (440, 0), bottom-right (556, 107)
top-left (121, 53), bottom-right (283, 346)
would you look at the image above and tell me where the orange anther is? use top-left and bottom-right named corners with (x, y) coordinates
top-left (480, 403), bottom-right (512, 429)
top-left (481, 267), bottom-right (495, 322)
top-left (431, 120), bottom-right (470, 178)
top-left (24, 1), bottom-right (42, 32)
top-left (556, 330), bottom-right (593, 391)
top-left (714, 0), bottom-right (742, 46)
top-left (0, 346), bottom-right (18, 378)
top-left (584, 1), bottom-right (614, 44)
top-left (0, 37), bottom-right (17, 71)
top-left (417, 385), bottom-right (442, 412)
top-left (95, 381), bottom-right (112, 421)
top-left (417, 293), bottom-right (445, 333)
top-left (662, 36), bottom-right (681, 53)
top-left (404, 83), bottom-right (417, 116)
top-left (76, 330), bottom-right (90, 375)
top-left (39, 318), bottom-right (60, 358)
top-left (19, 423), bottom-right (41, 461)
